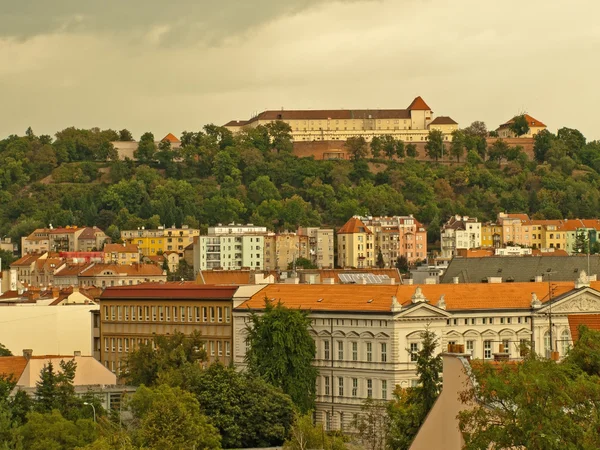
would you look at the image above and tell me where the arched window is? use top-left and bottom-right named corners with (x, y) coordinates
top-left (561, 329), bottom-right (571, 355)
top-left (543, 331), bottom-right (551, 356)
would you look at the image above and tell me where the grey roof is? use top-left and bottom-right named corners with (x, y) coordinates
top-left (440, 256), bottom-right (600, 284)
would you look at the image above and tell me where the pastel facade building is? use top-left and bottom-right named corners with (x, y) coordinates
top-left (440, 216), bottom-right (482, 259)
top-left (103, 243), bottom-right (141, 265)
top-left (297, 227), bottom-right (335, 269)
top-left (21, 226), bottom-right (109, 256)
top-left (337, 217), bottom-right (375, 269)
top-left (263, 232), bottom-right (310, 271)
top-left (225, 96), bottom-right (457, 143)
top-left (121, 225), bottom-right (199, 258)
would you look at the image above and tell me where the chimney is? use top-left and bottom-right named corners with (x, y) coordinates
top-left (534, 275), bottom-right (543, 283)
top-left (74, 351), bottom-right (81, 357)
top-left (453, 276), bottom-right (459, 284)
top-left (23, 349), bottom-right (33, 360)
top-left (322, 278), bottom-right (335, 285)
top-left (405, 278), bottom-right (414, 285)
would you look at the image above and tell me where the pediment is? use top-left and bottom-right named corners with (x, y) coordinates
top-left (397, 303), bottom-right (452, 319)
top-left (540, 288), bottom-right (600, 314)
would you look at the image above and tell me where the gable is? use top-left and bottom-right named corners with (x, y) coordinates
top-left (540, 288), bottom-right (600, 315)
top-left (397, 303), bottom-right (452, 319)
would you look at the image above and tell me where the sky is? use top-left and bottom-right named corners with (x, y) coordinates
top-left (1, 0), bottom-right (599, 140)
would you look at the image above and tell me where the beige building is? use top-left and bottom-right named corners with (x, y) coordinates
top-left (111, 133), bottom-right (182, 161)
top-left (121, 225), bottom-right (200, 257)
top-left (98, 284), bottom-right (238, 375)
top-left (337, 217), bottom-right (375, 268)
top-left (263, 232), bottom-right (310, 271)
top-left (103, 243), bottom-right (141, 265)
top-left (225, 96), bottom-right (458, 143)
top-left (21, 226), bottom-right (109, 256)
top-left (440, 216), bottom-right (482, 259)
top-left (497, 114), bottom-right (546, 138)
top-left (361, 216), bottom-right (428, 265)
top-left (0, 237), bottom-right (16, 254)
top-left (298, 227), bottom-right (335, 269)
top-left (77, 263), bottom-right (166, 288)
top-left (234, 274), bottom-right (600, 432)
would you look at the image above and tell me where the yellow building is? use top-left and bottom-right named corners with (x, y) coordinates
top-left (224, 96), bottom-right (458, 143)
top-left (121, 225), bottom-right (200, 257)
top-left (263, 232), bottom-right (310, 271)
top-left (103, 243), bottom-right (141, 265)
top-left (337, 217), bottom-right (375, 268)
top-left (481, 223), bottom-right (503, 248)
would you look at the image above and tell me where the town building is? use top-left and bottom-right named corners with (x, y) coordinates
top-left (233, 274), bottom-right (600, 431)
top-left (496, 114), bottom-right (546, 139)
top-left (111, 133), bottom-right (182, 161)
top-left (0, 287), bottom-right (99, 356)
top-left (0, 237), bottom-right (17, 255)
top-left (121, 225), bottom-right (199, 258)
top-left (97, 284), bottom-right (238, 375)
top-left (103, 243), bottom-right (141, 265)
top-left (337, 217), bottom-right (375, 268)
top-left (263, 232), bottom-right (310, 271)
top-left (480, 222), bottom-right (502, 248)
top-left (21, 226), bottom-right (109, 256)
top-left (297, 227), bottom-right (335, 269)
top-left (440, 216), bottom-right (482, 258)
top-left (224, 96), bottom-right (458, 143)
top-left (77, 263), bottom-right (166, 288)
top-left (194, 224), bottom-right (267, 272)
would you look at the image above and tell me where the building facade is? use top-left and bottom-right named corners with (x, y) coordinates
top-left (21, 226), bottom-right (109, 256)
top-left (224, 96), bottom-right (457, 143)
top-left (263, 232), bottom-right (309, 271)
top-left (233, 276), bottom-right (600, 431)
top-left (440, 216), bottom-right (482, 259)
top-left (496, 114), bottom-right (546, 139)
top-left (121, 225), bottom-right (200, 258)
top-left (298, 227), bottom-right (335, 269)
top-left (337, 217), bottom-right (375, 269)
top-left (98, 284), bottom-right (237, 375)
top-left (103, 243), bottom-right (141, 265)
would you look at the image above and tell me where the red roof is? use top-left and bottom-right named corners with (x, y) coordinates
top-left (407, 96), bottom-right (431, 111)
top-left (99, 283), bottom-right (238, 300)
top-left (499, 114), bottom-right (546, 129)
top-left (429, 116), bottom-right (457, 125)
top-left (568, 314), bottom-right (600, 342)
top-left (338, 217), bottom-right (372, 235)
top-left (0, 357), bottom-right (28, 380)
top-left (161, 133), bottom-right (181, 143)
top-left (103, 243), bottom-right (139, 254)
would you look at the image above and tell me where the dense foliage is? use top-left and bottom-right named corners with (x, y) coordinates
top-left (2, 123), bottom-right (600, 254)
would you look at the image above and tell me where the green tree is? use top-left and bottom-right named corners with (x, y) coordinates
top-left (405, 143), bottom-right (418, 158)
top-left (381, 135), bottom-right (397, 160)
top-left (396, 139), bottom-right (405, 159)
top-left (345, 136), bottom-right (368, 161)
top-left (284, 412), bottom-right (347, 450)
top-left (246, 298), bottom-right (318, 413)
top-left (34, 360), bottom-right (87, 419)
top-left (509, 114), bottom-right (530, 137)
top-left (370, 136), bottom-right (382, 158)
top-left (533, 129), bottom-right (555, 162)
top-left (248, 175), bottom-right (281, 205)
top-left (355, 398), bottom-right (389, 450)
top-left (450, 130), bottom-right (465, 162)
top-left (574, 230), bottom-right (591, 255)
top-left (487, 139), bottom-right (509, 164)
top-left (266, 121), bottom-right (294, 154)
top-left (288, 257), bottom-right (317, 270)
top-left (565, 325), bottom-right (600, 376)
top-left (0, 343), bottom-right (12, 357)
top-left (15, 410), bottom-right (97, 450)
top-left (557, 127), bottom-right (586, 158)
top-left (425, 130), bottom-right (444, 161)
top-left (118, 129), bottom-right (134, 141)
top-left (128, 384), bottom-right (221, 450)
top-left (376, 249), bottom-right (385, 268)
top-left (395, 255), bottom-right (409, 274)
top-left (133, 132), bottom-right (156, 164)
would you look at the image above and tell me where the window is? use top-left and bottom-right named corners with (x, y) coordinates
top-left (382, 380), bottom-right (388, 399)
top-left (225, 307), bottom-right (230, 323)
top-left (180, 306), bottom-right (186, 322)
top-left (111, 338), bottom-right (115, 352)
top-left (166, 306), bottom-right (170, 321)
top-left (151, 306), bottom-right (157, 321)
top-left (484, 340), bottom-right (492, 359)
top-left (381, 343), bottom-right (387, 362)
top-left (352, 342), bottom-right (358, 361)
top-left (366, 342), bottom-right (372, 362)
top-left (338, 377), bottom-right (344, 396)
top-left (117, 306), bottom-right (122, 320)
top-left (501, 339), bottom-right (510, 355)
top-left (218, 307), bottom-right (223, 323)
top-left (124, 338), bottom-right (129, 352)
top-left (210, 341), bottom-right (215, 357)
top-left (338, 341), bottom-right (344, 360)
top-left (325, 412), bottom-right (331, 431)
top-left (103, 306), bottom-right (108, 320)
top-left (225, 341), bottom-right (231, 357)
top-left (544, 331), bottom-right (551, 356)
top-left (202, 307), bottom-right (207, 322)
top-left (367, 379), bottom-right (373, 398)
top-left (104, 337), bottom-right (109, 352)
top-left (324, 376), bottom-right (330, 395)
top-left (324, 341), bottom-right (330, 360)
top-left (352, 378), bottom-right (358, 397)
top-left (195, 307), bottom-right (200, 322)
top-left (124, 306), bottom-right (129, 321)
top-left (187, 306), bottom-right (192, 322)
top-left (144, 306), bottom-right (150, 321)
top-left (173, 306), bottom-right (178, 321)
top-left (218, 341), bottom-right (223, 356)
top-left (561, 329), bottom-right (571, 355)
top-left (519, 338), bottom-right (529, 356)
top-left (118, 338), bottom-right (122, 352)
top-left (210, 307), bottom-right (215, 322)
top-left (159, 306), bottom-right (164, 321)
top-left (110, 306), bottom-right (115, 320)
top-left (410, 342), bottom-right (419, 362)
top-left (466, 340), bottom-right (475, 356)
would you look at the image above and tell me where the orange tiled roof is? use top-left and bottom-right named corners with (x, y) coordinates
top-left (499, 114), bottom-right (546, 129)
top-left (0, 356), bottom-right (28, 380)
top-left (54, 263), bottom-right (91, 277)
top-left (103, 243), bottom-right (139, 254)
top-left (162, 133), bottom-right (181, 143)
top-left (407, 96), bottom-right (431, 111)
top-left (77, 227), bottom-right (102, 240)
top-left (80, 263), bottom-right (164, 277)
top-left (11, 254), bottom-right (42, 266)
top-left (237, 282), bottom-right (579, 313)
top-left (338, 217), bottom-right (372, 234)
top-left (568, 314), bottom-right (600, 342)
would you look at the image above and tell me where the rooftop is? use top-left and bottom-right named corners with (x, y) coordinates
top-left (568, 314), bottom-right (600, 341)
top-left (498, 114), bottom-right (546, 129)
top-left (338, 217), bottom-right (372, 235)
top-left (99, 283), bottom-right (238, 300)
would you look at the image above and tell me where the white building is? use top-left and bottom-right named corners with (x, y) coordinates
top-left (233, 272), bottom-right (600, 431)
top-left (298, 227), bottom-right (335, 269)
top-left (440, 216), bottom-right (482, 259)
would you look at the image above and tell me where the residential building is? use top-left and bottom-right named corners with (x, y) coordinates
top-left (440, 216), bottom-right (481, 259)
top-left (337, 217), bottom-right (375, 268)
top-left (560, 219), bottom-right (600, 255)
top-left (143, 251), bottom-right (180, 273)
top-left (263, 232), bottom-right (310, 271)
top-left (496, 114), bottom-right (546, 139)
top-left (362, 216), bottom-right (427, 264)
top-left (0, 237), bottom-right (17, 255)
top-left (121, 225), bottom-right (199, 258)
top-left (97, 284), bottom-right (238, 375)
top-left (111, 133), bottom-right (182, 161)
top-left (233, 275), bottom-right (600, 431)
top-left (494, 246), bottom-right (532, 256)
top-left (224, 96), bottom-right (458, 143)
top-left (297, 227), bottom-right (335, 269)
top-left (195, 224), bottom-right (267, 272)
top-left (103, 243), bottom-right (141, 265)
top-left (77, 263), bottom-right (166, 288)
top-left (480, 222), bottom-right (502, 248)
top-left (0, 287), bottom-right (99, 356)
top-left (21, 226), bottom-right (109, 256)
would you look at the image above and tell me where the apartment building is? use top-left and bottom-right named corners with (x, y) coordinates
top-left (224, 96), bottom-right (458, 143)
top-left (337, 217), bottom-right (375, 268)
top-left (481, 223), bottom-right (502, 248)
top-left (121, 225), bottom-right (200, 258)
top-left (195, 224), bottom-right (267, 272)
top-left (263, 232), bottom-right (310, 271)
top-left (98, 284), bottom-right (238, 375)
top-left (103, 243), bottom-right (141, 265)
top-left (21, 226), bottom-right (109, 256)
top-left (233, 275), bottom-right (600, 431)
top-left (440, 216), bottom-right (481, 259)
top-left (77, 263), bottom-right (166, 288)
top-left (297, 227), bottom-right (335, 269)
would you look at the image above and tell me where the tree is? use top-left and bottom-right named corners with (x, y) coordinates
top-left (122, 330), bottom-right (207, 387)
top-left (463, 121), bottom-right (488, 138)
top-left (395, 256), bottom-right (409, 274)
top-left (246, 298), bottom-right (318, 413)
top-left (127, 384), bottom-right (220, 450)
top-left (15, 410), bottom-right (97, 450)
top-left (284, 412), bottom-right (347, 450)
top-left (133, 132), bottom-right (156, 164)
top-left (345, 136), bottom-right (368, 161)
top-left (118, 129), bottom-right (134, 141)
top-left (574, 230), bottom-right (591, 255)
top-left (387, 330), bottom-right (442, 450)
top-left (288, 257), bottom-right (317, 270)
top-left (396, 139), bottom-right (405, 159)
top-left (487, 139), bottom-right (509, 164)
top-left (450, 130), bottom-right (465, 162)
top-left (425, 130), bottom-right (444, 161)
top-left (34, 360), bottom-right (86, 419)
top-left (533, 129), bottom-right (555, 162)
top-left (458, 353), bottom-right (600, 450)
top-left (376, 249), bottom-right (385, 268)
top-left (565, 325), bottom-right (600, 376)
top-left (509, 114), bottom-right (530, 137)
top-left (381, 135), bottom-right (397, 160)
top-left (354, 398), bottom-right (389, 450)
top-left (370, 136), bottom-right (382, 158)
top-left (405, 143), bottom-right (418, 158)
top-left (266, 121), bottom-right (294, 154)
top-left (557, 127), bottom-right (586, 158)
top-left (0, 343), bottom-right (12, 357)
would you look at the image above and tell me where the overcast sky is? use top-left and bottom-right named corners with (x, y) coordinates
top-left (1, 0), bottom-right (599, 140)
